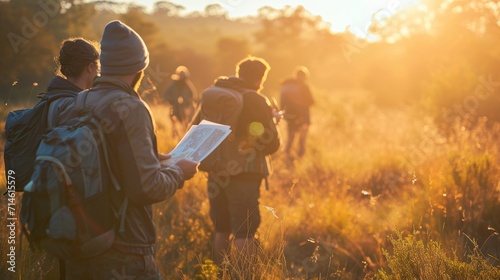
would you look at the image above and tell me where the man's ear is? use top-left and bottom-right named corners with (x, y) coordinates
top-left (86, 63), bottom-right (94, 74)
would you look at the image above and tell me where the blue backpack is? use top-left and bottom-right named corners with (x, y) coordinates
top-left (4, 91), bottom-right (76, 191)
top-left (20, 90), bottom-right (127, 259)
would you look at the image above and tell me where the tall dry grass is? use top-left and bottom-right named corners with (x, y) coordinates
top-left (1, 87), bottom-right (500, 279)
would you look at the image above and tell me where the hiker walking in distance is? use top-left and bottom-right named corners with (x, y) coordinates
top-left (280, 66), bottom-right (314, 158)
top-left (163, 65), bottom-right (198, 136)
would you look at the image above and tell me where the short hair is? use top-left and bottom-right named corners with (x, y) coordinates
top-left (57, 38), bottom-right (99, 78)
top-left (236, 56), bottom-right (270, 88)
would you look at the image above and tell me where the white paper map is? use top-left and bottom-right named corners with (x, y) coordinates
top-left (166, 120), bottom-right (231, 163)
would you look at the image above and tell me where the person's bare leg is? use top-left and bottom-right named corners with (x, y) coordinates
top-left (233, 237), bottom-right (257, 279)
top-left (170, 115), bottom-right (179, 140)
top-left (297, 124), bottom-right (309, 157)
top-left (233, 237), bottom-right (256, 260)
top-left (285, 123), bottom-right (296, 156)
top-left (213, 231), bottom-right (231, 265)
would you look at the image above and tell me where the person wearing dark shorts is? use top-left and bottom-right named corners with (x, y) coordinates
top-left (208, 175), bottom-right (261, 239)
top-left (204, 57), bottom-right (281, 267)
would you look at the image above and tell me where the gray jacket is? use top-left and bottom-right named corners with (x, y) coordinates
top-left (61, 76), bottom-right (185, 255)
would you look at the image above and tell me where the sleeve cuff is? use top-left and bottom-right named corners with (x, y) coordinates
top-left (163, 164), bottom-right (185, 189)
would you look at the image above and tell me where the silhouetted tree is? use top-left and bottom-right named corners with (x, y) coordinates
top-left (368, 0), bottom-right (500, 121)
top-left (1, 0), bottom-right (95, 101)
top-left (204, 4), bottom-right (227, 18)
top-left (154, 1), bottom-right (185, 17)
top-left (254, 5), bottom-right (342, 91)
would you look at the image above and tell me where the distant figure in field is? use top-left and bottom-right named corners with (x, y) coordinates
top-left (163, 66), bottom-right (198, 134)
top-left (280, 66), bottom-right (314, 157)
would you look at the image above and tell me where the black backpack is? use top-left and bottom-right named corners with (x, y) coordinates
top-left (198, 85), bottom-right (249, 174)
top-left (20, 89), bottom-right (127, 259)
top-left (4, 91), bottom-right (76, 191)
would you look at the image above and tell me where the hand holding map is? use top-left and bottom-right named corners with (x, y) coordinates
top-left (164, 120), bottom-right (231, 164)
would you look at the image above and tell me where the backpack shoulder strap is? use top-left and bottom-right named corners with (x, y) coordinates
top-left (74, 89), bottom-right (123, 189)
top-left (75, 89), bottom-right (126, 116)
top-left (45, 91), bottom-right (79, 129)
top-left (74, 90), bottom-right (91, 113)
top-left (43, 90), bottom-right (77, 101)
top-left (74, 88), bottom-right (128, 232)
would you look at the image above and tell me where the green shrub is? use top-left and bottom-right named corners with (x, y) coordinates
top-left (377, 232), bottom-right (500, 280)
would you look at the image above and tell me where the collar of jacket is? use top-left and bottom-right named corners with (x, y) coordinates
top-left (93, 76), bottom-right (140, 98)
top-left (46, 76), bottom-right (83, 93)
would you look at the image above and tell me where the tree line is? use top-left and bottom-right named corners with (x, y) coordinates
top-left (2, 0), bottom-right (500, 125)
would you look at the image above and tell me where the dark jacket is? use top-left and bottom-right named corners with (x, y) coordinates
top-left (163, 79), bottom-right (197, 105)
top-left (60, 76), bottom-right (186, 255)
top-left (163, 79), bottom-right (197, 121)
top-left (45, 76), bottom-right (81, 127)
top-left (213, 76), bottom-right (280, 179)
top-left (280, 78), bottom-right (314, 125)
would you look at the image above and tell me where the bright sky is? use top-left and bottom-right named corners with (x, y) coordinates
top-left (112, 0), bottom-right (420, 34)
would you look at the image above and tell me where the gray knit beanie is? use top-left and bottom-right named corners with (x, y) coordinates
top-left (100, 20), bottom-right (149, 75)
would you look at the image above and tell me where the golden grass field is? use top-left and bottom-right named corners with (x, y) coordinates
top-left (1, 88), bottom-right (500, 279)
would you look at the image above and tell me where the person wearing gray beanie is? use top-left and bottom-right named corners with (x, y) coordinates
top-left (62, 20), bottom-right (199, 280)
top-left (100, 20), bottom-right (150, 76)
